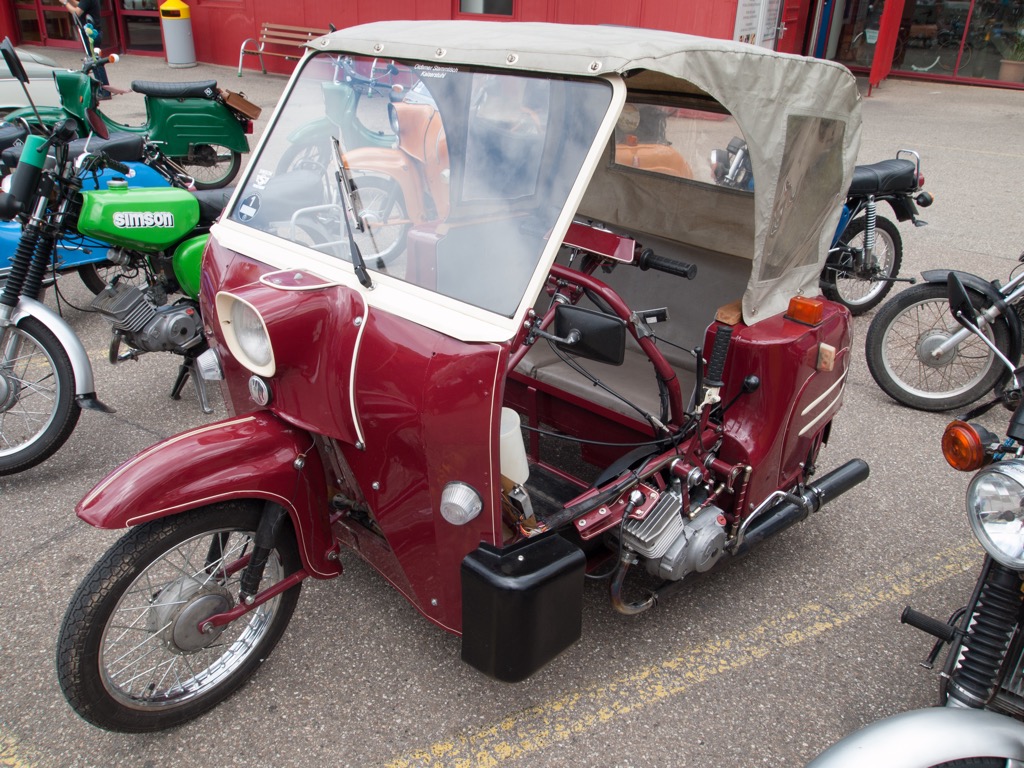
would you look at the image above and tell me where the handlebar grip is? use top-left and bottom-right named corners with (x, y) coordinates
top-left (637, 248), bottom-right (697, 280)
top-left (901, 606), bottom-right (958, 643)
top-left (703, 325), bottom-right (733, 388)
top-left (0, 192), bottom-right (22, 221)
top-left (101, 153), bottom-right (131, 176)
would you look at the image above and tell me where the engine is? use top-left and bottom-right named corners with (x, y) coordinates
top-left (620, 481), bottom-right (727, 582)
top-left (91, 281), bottom-right (203, 355)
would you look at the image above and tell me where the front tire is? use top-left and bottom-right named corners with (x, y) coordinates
top-left (865, 282), bottom-right (1012, 411)
top-left (57, 502), bottom-right (302, 732)
top-left (171, 144), bottom-right (242, 190)
top-left (822, 215), bottom-right (903, 315)
top-left (0, 317), bottom-right (80, 475)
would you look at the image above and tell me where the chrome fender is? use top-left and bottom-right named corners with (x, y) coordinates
top-left (12, 297), bottom-right (96, 396)
top-left (806, 707), bottom-right (1024, 768)
top-left (77, 411), bottom-right (341, 578)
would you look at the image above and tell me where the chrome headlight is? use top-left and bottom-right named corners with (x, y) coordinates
top-left (215, 292), bottom-right (276, 377)
top-left (967, 462), bottom-right (1024, 568)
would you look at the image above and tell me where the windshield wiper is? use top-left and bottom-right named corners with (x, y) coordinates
top-left (331, 136), bottom-right (372, 289)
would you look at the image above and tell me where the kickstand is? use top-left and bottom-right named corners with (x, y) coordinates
top-left (170, 358), bottom-right (213, 414)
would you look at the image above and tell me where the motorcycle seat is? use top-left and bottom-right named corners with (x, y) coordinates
top-left (0, 123), bottom-right (29, 159)
top-left (849, 158), bottom-right (917, 195)
top-left (67, 133), bottom-right (146, 163)
top-left (130, 80), bottom-right (219, 100)
top-left (1, 132), bottom-right (146, 170)
top-left (192, 185), bottom-right (235, 224)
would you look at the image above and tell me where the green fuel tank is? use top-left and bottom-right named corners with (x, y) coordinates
top-left (77, 183), bottom-right (200, 252)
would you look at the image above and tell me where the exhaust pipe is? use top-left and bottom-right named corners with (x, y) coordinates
top-left (734, 458), bottom-right (869, 556)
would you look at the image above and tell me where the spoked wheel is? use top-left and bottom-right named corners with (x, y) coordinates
top-left (865, 283), bottom-right (1012, 411)
top-left (77, 260), bottom-right (148, 295)
top-left (0, 317), bottom-right (80, 475)
top-left (351, 176), bottom-right (410, 265)
top-left (171, 144), bottom-right (242, 190)
top-left (823, 216), bottom-right (903, 316)
top-left (57, 502), bottom-right (303, 732)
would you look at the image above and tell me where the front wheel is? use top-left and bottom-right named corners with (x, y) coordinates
top-left (57, 502), bottom-right (302, 732)
top-left (865, 282), bottom-right (1012, 411)
top-left (170, 144), bottom-right (242, 190)
top-left (0, 317), bottom-right (80, 475)
top-left (822, 215), bottom-right (903, 315)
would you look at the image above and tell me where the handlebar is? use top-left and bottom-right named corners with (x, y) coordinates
top-left (636, 248), bottom-right (697, 280)
top-left (704, 325), bottom-right (733, 388)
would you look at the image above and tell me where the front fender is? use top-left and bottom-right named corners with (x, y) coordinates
top-left (13, 297), bottom-right (96, 397)
top-left (806, 707), bottom-right (1024, 768)
top-left (77, 411), bottom-right (340, 578)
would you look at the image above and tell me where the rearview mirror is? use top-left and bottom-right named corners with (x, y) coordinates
top-left (552, 305), bottom-right (626, 366)
top-left (1, 38), bottom-right (30, 85)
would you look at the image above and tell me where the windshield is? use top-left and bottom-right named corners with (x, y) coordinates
top-left (230, 54), bottom-right (613, 317)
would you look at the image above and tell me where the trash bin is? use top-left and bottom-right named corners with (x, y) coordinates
top-left (159, 0), bottom-right (196, 68)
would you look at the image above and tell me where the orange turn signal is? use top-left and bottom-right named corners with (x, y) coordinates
top-left (786, 296), bottom-right (824, 326)
top-left (942, 420), bottom-right (987, 472)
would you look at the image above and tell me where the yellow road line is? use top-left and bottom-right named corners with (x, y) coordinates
top-left (0, 731), bottom-right (36, 768)
top-left (387, 543), bottom-right (980, 768)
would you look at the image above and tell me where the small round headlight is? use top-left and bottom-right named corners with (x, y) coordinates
top-left (967, 463), bottom-right (1024, 568)
top-left (440, 481), bottom-right (483, 526)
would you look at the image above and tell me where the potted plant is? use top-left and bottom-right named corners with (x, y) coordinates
top-left (997, 32), bottom-right (1024, 83)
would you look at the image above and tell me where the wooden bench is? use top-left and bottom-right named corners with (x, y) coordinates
top-left (237, 23), bottom-right (330, 76)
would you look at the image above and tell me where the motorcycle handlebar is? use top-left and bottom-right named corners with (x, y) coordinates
top-left (83, 54), bottom-right (117, 75)
top-left (636, 248), bottom-right (697, 280)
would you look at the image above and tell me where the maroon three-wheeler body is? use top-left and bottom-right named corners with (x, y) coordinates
top-left (63, 20), bottom-right (869, 732)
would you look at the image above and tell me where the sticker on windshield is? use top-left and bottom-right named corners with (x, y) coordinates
top-left (236, 194), bottom-right (260, 222)
top-left (251, 169), bottom-right (273, 190)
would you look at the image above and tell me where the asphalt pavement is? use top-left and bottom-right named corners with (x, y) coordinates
top-left (2, 45), bottom-right (1024, 768)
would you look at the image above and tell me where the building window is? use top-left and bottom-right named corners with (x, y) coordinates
top-left (459, 0), bottom-right (513, 16)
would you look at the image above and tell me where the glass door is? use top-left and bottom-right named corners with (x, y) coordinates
top-left (11, 0), bottom-right (118, 50)
top-left (115, 0), bottom-right (162, 53)
top-left (836, 0), bottom-right (1024, 84)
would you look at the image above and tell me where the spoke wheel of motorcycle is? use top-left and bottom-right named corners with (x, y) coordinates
top-left (351, 175), bottom-right (410, 265)
top-left (171, 144), bottom-right (242, 190)
top-left (0, 317), bottom-right (80, 475)
top-left (865, 283), bottom-right (1011, 411)
top-left (56, 502), bottom-right (302, 732)
top-left (823, 216), bottom-right (903, 316)
top-left (77, 261), bottom-right (147, 295)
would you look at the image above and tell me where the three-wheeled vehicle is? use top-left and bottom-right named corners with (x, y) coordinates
top-left (57, 21), bottom-right (869, 732)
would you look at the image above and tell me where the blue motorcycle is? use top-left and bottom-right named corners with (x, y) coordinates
top-left (710, 140), bottom-right (934, 315)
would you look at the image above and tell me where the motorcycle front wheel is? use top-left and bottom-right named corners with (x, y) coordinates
top-left (171, 144), bottom-right (242, 190)
top-left (57, 502), bottom-right (303, 732)
top-left (865, 283), bottom-right (1012, 411)
top-left (0, 317), bottom-right (80, 475)
top-left (822, 215), bottom-right (903, 316)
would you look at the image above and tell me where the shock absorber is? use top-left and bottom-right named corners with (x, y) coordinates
top-left (946, 559), bottom-right (1024, 709)
top-left (862, 195), bottom-right (877, 264)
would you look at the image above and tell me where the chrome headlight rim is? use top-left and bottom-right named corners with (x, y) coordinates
top-left (214, 291), bottom-right (276, 378)
top-left (967, 461), bottom-right (1024, 569)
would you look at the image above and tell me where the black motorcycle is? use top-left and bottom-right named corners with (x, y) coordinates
top-left (710, 141), bottom-right (933, 315)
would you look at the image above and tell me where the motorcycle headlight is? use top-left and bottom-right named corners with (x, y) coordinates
top-left (215, 292), bottom-right (276, 377)
top-left (967, 462), bottom-right (1024, 568)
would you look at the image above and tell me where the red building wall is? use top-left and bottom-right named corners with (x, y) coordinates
top-left (0, 0), bottom-right (744, 71)
top-left (196, 0), bottom-right (741, 72)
